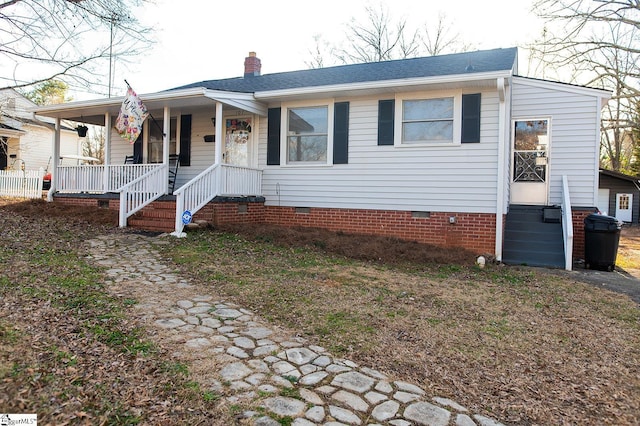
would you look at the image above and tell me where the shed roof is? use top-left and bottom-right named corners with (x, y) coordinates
top-left (600, 169), bottom-right (640, 183)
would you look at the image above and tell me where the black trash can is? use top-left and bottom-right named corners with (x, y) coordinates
top-left (584, 214), bottom-right (622, 271)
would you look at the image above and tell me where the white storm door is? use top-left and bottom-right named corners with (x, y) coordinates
top-left (510, 119), bottom-right (550, 205)
top-left (224, 117), bottom-right (252, 167)
top-left (615, 193), bottom-right (632, 222)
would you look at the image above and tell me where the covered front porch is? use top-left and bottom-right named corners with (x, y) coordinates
top-left (33, 88), bottom-right (267, 234)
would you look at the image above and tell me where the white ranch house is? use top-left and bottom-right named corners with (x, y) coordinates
top-left (32, 48), bottom-right (610, 270)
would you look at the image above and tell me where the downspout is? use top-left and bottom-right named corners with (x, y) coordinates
top-left (48, 117), bottom-right (61, 202)
top-left (495, 77), bottom-right (507, 262)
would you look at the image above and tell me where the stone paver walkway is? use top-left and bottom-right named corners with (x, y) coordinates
top-left (86, 233), bottom-right (506, 426)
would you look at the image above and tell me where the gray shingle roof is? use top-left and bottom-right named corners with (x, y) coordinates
top-left (173, 47), bottom-right (517, 93)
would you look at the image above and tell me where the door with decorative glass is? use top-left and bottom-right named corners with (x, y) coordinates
top-left (224, 118), bottom-right (252, 167)
top-left (510, 119), bottom-right (550, 205)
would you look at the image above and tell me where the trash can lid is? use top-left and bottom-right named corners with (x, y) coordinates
top-left (584, 213), bottom-right (620, 224)
top-left (584, 213), bottom-right (622, 231)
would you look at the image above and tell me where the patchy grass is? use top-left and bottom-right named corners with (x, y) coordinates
top-left (164, 224), bottom-right (640, 425)
top-left (0, 198), bottom-right (233, 425)
top-left (1, 198), bottom-right (640, 425)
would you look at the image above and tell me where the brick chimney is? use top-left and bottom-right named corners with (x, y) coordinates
top-left (244, 52), bottom-right (261, 77)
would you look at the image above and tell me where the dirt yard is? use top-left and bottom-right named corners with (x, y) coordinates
top-left (1, 198), bottom-right (639, 425)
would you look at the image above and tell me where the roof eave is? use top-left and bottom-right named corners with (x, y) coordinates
top-left (30, 88), bottom-right (267, 123)
top-left (254, 71), bottom-right (514, 101)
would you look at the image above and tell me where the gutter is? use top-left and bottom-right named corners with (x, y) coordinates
top-left (254, 71), bottom-right (513, 100)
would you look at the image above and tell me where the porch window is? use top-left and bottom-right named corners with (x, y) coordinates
top-left (286, 106), bottom-right (328, 163)
top-left (147, 117), bottom-right (177, 163)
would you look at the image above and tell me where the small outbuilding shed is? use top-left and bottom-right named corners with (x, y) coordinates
top-left (598, 169), bottom-right (640, 223)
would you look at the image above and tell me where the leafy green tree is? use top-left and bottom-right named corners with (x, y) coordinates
top-left (23, 80), bottom-right (72, 105)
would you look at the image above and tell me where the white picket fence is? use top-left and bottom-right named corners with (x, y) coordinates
top-left (0, 168), bottom-right (44, 199)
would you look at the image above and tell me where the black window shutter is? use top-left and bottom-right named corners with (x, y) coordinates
top-left (378, 99), bottom-right (395, 145)
top-left (333, 102), bottom-right (349, 164)
top-left (461, 93), bottom-right (481, 143)
top-left (179, 114), bottom-right (192, 166)
top-left (133, 126), bottom-right (143, 163)
top-left (267, 107), bottom-right (281, 165)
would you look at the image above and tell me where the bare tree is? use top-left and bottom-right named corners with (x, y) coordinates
top-left (0, 0), bottom-right (154, 95)
top-left (83, 126), bottom-right (105, 164)
top-left (334, 3), bottom-right (420, 64)
top-left (421, 13), bottom-right (471, 56)
top-left (305, 34), bottom-right (333, 69)
top-left (312, 4), bottom-right (469, 68)
top-left (531, 0), bottom-right (640, 172)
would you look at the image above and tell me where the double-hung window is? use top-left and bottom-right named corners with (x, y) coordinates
top-left (394, 93), bottom-right (462, 146)
top-left (147, 117), bottom-right (177, 163)
top-left (286, 105), bottom-right (329, 164)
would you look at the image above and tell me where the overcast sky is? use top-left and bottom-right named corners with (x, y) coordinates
top-left (100, 0), bottom-right (542, 98)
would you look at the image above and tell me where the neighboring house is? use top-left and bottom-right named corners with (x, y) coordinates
top-left (32, 48), bottom-right (610, 270)
top-left (598, 169), bottom-right (640, 223)
top-left (0, 89), bottom-right (78, 173)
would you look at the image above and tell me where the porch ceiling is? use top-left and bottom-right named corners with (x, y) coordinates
top-left (30, 88), bottom-right (268, 126)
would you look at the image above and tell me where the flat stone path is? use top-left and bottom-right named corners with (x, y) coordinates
top-left (86, 233), bottom-right (506, 426)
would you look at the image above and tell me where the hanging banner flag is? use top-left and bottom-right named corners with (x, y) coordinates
top-left (115, 84), bottom-right (149, 144)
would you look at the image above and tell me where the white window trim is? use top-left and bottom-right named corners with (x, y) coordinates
top-left (143, 115), bottom-right (181, 163)
top-left (280, 99), bottom-right (334, 167)
top-left (394, 91), bottom-right (462, 147)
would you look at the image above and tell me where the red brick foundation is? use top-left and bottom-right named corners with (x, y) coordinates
top-left (59, 195), bottom-right (604, 259)
top-left (571, 208), bottom-right (597, 261)
top-left (194, 202), bottom-right (266, 226)
top-left (264, 206), bottom-right (496, 254)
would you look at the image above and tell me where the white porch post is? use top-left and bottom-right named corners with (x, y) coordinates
top-left (163, 106), bottom-right (170, 194)
top-left (103, 112), bottom-right (112, 193)
top-left (47, 117), bottom-right (61, 202)
top-left (495, 77), bottom-right (507, 262)
top-left (214, 102), bottom-right (223, 165)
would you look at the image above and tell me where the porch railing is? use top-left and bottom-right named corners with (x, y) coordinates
top-left (173, 164), bottom-right (262, 236)
top-left (0, 168), bottom-right (44, 199)
top-left (57, 164), bottom-right (160, 193)
top-left (561, 175), bottom-right (573, 271)
top-left (118, 164), bottom-right (168, 227)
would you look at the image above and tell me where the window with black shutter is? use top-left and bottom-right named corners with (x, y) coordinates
top-left (267, 107), bottom-right (281, 165)
top-left (179, 114), bottom-right (192, 166)
top-left (461, 93), bottom-right (481, 143)
top-left (378, 99), bottom-right (395, 145)
top-left (333, 102), bottom-right (349, 164)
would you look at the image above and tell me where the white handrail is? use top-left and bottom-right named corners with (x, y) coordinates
top-left (57, 164), bottom-right (160, 193)
top-left (118, 164), bottom-right (167, 227)
top-left (173, 164), bottom-right (262, 236)
top-left (561, 175), bottom-right (574, 271)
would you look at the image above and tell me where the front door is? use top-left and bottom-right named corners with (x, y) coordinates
top-left (224, 118), bottom-right (252, 167)
top-left (615, 193), bottom-right (633, 222)
top-left (510, 119), bottom-right (550, 205)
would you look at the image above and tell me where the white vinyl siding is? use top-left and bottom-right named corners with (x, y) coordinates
top-left (512, 78), bottom-right (601, 207)
top-left (260, 91), bottom-right (500, 214)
